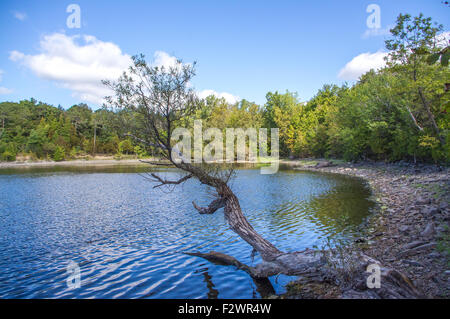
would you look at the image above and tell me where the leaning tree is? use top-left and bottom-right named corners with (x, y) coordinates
top-left (103, 55), bottom-right (421, 298)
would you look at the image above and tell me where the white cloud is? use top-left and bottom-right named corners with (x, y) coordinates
top-left (338, 51), bottom-right (388, 81)
top-left (0, 70), bottom-right (13, 95)
top-left (436, 31), bottom-right (450, 48)
top-left (0, 87), bottom-right (13, 95)
top-left (151, 54), bottom-right (239, 104)
top-left (13, 11), bottom-right (27, 21)
top-left (339, 30), bottom-right (449, 81)
top-left (153, 51), bottom-right (179, 69)
top-left (9, 33), bottom-right (199, 105)
top-left (10, 33), bottom-right (133, 104)
top-left (9, 51), bottom-right (25, 62)
top-left (198, 89), bottom-right (240, 104)
top-left (9, 33), bottom-right (238, 105)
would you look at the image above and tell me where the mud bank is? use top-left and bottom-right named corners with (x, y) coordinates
top-left (282, 160), bottom-right (449, 298)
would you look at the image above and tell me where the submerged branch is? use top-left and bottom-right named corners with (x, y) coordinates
top-left (186, 251), bottom-right (276, 297)
top-left (185, 249), bottom-right (423, 298)
top-left (185, 251), bottom-right (255, 275)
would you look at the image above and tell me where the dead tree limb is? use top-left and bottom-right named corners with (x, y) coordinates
top-left (148, 173), bottom-right (193, 188)
top-left (405, 105), bottom-right (424, 131)
top-left (192, 198), bottom-right (226, 214)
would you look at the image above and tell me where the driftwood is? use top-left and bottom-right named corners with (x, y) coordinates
top-left (185, 249), bottom-right (422, 299)
top-left (312, 161), bottom-right (335, 168)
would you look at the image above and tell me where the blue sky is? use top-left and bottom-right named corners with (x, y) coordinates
top-left (0, 0), bottom-right (448, 108)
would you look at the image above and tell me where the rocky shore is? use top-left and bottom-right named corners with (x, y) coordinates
top-left (283, 160), bottom-right (449, 299)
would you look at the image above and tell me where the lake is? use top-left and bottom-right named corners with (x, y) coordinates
top-left (0, 165), bottom-right (374, 298)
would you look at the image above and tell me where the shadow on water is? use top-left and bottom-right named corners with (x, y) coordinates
top-left (198, 265), bottom-right (275, 299)
top-left (202, 270), bottom-right (219, 299)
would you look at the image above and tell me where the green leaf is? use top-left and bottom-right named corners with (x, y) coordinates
top-left (441, 52), bottom-right (450, 67)
top-left (427, 53), bottom-right (440, 65)
top-left (414, 47), bottom-right (429, 55)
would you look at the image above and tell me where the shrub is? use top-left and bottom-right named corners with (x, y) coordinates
top-left (52, 146), bottom-right (65, 161)
top-left (118, 139), bottom-right (134, 155)
top-left (1, 151), bottom-right (16, 162)
top-left (134, 145), bottom-right (147, 158)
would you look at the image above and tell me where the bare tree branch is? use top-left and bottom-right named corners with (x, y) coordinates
top-left (405, 105), bottom-right (424, 131)
top-left (192, 197), bottom-right (226, 214)
top-left (124, 133), bottom-right (167, 150)
top-left (148, 173), bottom-right (193, 188)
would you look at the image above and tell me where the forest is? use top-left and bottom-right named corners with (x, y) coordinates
top-left (0, 13), bottom-right (449, 163)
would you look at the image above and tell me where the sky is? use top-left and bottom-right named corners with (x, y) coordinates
top-left (0, 0), bottom-right (448, 109)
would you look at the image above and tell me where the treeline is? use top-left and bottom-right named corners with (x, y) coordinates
top-left (0, 13), bottom-right (448, 163)
top-left (0, 100), bottom-right (148, 161)
top-left (177, 14), bottom-right (449, 163)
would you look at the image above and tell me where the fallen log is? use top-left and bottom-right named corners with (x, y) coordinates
top-left (313, 161), bottom-right (335, 168)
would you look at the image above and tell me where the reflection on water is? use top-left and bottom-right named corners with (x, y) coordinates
top-left (202, 270), bottom-right (219, 299)
top-left (0, 166), bottom-right (374, 298)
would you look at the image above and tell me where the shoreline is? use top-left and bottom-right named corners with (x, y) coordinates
top-left (0, 158), bottom-right (149, 169)
top-left (281, 160), bottom-right (449, 298)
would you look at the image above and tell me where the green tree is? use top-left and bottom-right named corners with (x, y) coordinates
top-left (385, 13), bottom-right (448, 148)
top-left (52, 145), bottom-right (65, 161)
top-left (118, 138), bottom-right (134, 155)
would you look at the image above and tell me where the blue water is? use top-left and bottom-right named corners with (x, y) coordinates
top-left (0, 166), bottom-right (374, 298)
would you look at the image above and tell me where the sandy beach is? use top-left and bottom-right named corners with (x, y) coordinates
top-left (0, 158), bottom-right (150, 169)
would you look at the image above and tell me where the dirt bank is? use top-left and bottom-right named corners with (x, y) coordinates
top-left (282, 160), bottom-right (449, 298)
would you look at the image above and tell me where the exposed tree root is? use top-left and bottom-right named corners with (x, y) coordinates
top-left (185, 249), bottom-right (423, 299)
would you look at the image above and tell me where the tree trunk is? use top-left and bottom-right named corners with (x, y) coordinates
top-left (418, 87), bottom-right (445, 146)
top-left (186, 180), bottom-right (423, 298)
top-left (93, 122), bottom-right (97, 156)
top-left (223, 192), bottom-right (282, 261)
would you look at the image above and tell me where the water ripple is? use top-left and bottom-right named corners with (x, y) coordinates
top-left (0, 167), bottom-right (373, 298)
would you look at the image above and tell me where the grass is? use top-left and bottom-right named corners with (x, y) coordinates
top-left (312, 237), bottom-right (362, 287)
top-left (412, 182), bottom-right (447, 200)
top-left (437, 224), bottom-right (450, 267)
